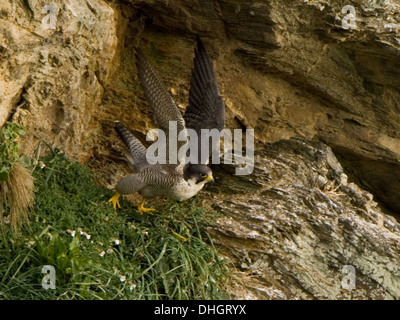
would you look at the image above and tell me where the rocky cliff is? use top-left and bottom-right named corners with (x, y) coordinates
top-left (1, 0), bottom-right (400, 299)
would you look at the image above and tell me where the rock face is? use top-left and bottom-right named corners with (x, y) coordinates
top-left (208, 138), bottom-right (400, 299)
top-left (2, 0), bottom-right (400, 299)
top-left (0, 0), bottom-right (123, 161)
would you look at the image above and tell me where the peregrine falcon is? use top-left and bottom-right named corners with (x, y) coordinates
top-left (108, 36), bottom-right (225, 214)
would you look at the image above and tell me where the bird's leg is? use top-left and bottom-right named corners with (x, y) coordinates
top-left (108, 191), bottom-right (121, 209)
top-left (137, 199), bottom-right (156, 215)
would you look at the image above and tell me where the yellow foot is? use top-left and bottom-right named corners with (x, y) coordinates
top-left (108, 192), bottom-right (121, 209)
top-left (137, 200), bottom-right (156, 215)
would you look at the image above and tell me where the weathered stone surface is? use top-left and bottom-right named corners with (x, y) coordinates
top-left (207, 138), bottom-right (400, 299)
top-left (0, 0), bottom-right (124, 161)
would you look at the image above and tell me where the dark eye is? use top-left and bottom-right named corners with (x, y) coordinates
top-left (200, 173), bottom-right (207, 178)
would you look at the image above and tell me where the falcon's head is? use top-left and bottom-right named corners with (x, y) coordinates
top-left (184, 164), bottom-right (214, 185)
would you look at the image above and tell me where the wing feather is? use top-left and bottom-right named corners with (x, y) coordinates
top-left (135, 48), bottom-right (186, 135)
top-left (114, 121), bottom-right (148, 172)
top-left (183, 36), bottom-right (225, 164)
top-left (135, 48), bottom-right (188, 172)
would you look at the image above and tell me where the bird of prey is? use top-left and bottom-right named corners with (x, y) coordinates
top-left (108, 36), bottom-right (225, 214)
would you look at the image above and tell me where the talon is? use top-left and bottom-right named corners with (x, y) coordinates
top-left (137, 200), bottom-right (156, 215)
top-left (108, 192), bottom-right (121, 209)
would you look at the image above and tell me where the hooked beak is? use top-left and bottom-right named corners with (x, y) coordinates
top-left (205, 175), bottom-right (214, 183)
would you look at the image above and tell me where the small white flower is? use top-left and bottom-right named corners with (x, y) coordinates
top-left (129, 283), bottom-right (136, 291)
top-left (120, 275), bottom-right (126, 282)
top-left (67, 229), bottom-right (76, 237)
top-left (114, 239), bottom-right (120, 245)
top-left (99, 251), bottom-right (105, 257)
top-left (83, 232), bottom-right (91, 240)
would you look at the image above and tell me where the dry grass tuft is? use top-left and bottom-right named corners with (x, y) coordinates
top-left (0, 162), bottom-right (34, 234)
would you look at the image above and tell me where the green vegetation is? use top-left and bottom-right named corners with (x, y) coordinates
top-left (0, 151), bottom-right (229, 299)
top-left (0, 121), bottom-right (25, 182)
top-left (0, 121), bottom-right (34, 233)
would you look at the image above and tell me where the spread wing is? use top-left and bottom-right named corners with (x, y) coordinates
top-left (183, 36), bottom-right (225, 164)
top-left (135, 48), bottom-right (187, 171)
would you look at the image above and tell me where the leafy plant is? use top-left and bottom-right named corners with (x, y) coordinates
top-left (0, 122), bottom-right (25, 182)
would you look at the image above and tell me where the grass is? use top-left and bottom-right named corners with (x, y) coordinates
top-left (0, 150), bottom-right (229, 300)
top-left (0, 121), bottom-right (34, 234)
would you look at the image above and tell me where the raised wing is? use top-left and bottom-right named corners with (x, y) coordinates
top-left (183, 36), bottom-right (225, 164)
top-left (135, 48), bottom-right (186, 136)
top-left (135, 48), bottom-right (187, 171)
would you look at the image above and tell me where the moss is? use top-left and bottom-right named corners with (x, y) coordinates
top-left (0, 151), bottom-right (229, 300)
